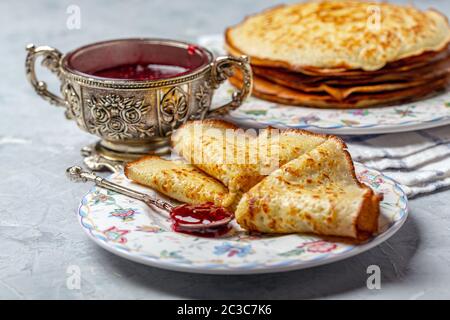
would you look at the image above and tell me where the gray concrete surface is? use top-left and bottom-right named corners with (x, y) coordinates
top-left (0, 0), bottom-right (449, 299)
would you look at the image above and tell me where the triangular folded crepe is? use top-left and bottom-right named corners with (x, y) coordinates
top-left (235, 138), bottom-right (381, 239)
top-left (125, 156), bottom-right (235, 210)
top-left (171, 120), bottom-right (329, 193)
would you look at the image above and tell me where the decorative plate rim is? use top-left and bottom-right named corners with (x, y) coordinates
top-left (76, 164), bottom-right (408, 274)
top-left (224, 113), bottom-right (450, 135)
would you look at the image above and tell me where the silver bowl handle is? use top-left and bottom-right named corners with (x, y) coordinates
top-left (25, 44), bottom-right (66, 108)
top-left (207, 55), bottom-right (253, 116)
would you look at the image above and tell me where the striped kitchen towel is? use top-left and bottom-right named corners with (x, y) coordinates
top-left (346, 126), bottom-right (450, 197)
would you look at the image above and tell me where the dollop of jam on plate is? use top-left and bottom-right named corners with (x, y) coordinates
top-left (170, 202), bottom-right (233, 237)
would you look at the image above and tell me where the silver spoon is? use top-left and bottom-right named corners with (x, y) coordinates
top-left (66, 166), bottom-right (234, 230)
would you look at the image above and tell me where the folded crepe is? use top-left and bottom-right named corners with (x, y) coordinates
top-left (171, 119), bottom-right (330, 193)
top-left (127, 120), bottom-right (336, 211)
top-left (251, 59), bottom-right (450, 101)
top-left (252, 47), bottom-right (450, 83)
top-left (125, 120), bottom-right (381, 239)
top-left (124, 156), bottom-right (236, 210)
top-left (235, 138), bottom-right (381, 239)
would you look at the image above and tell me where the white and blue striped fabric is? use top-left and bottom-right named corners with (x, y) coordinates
top-left (346, 125), bottom-right (450, 197)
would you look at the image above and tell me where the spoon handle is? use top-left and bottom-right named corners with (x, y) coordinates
top-left (66, 166), bottom-right (174, 212)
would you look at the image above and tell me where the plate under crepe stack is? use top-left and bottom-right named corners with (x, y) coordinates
top-left (225, 0), bottom-right (450, 108)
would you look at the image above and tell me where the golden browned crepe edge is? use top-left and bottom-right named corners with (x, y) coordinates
top-left (253, 70), bottom-right (441, 101)
top-left (252, 58), bottom-right (450, 87)
top-left (124, 154), bottom-right (228, 189)
top-left (139, 119), bottom-right (381, 240)
top-left (124, 155), bottom-right (156, 182)
top-left (124, 155), bottom-right (238, 210)
top-left (327, 136), bottom-right (381, 238)
top-left (248, 44), bottom-right (450, 80)
top-left (171, 118), bottom-right (240, 144)
top-left (230, 71), bottom-right (450, 109)
top-left (171, 118), bottom-right (333, 150)
top-left (251, 55), bottom-right (450, 100)
top-left (230, 38), bottom-right (450, 80)
top-left (124, 155), bottom-right (176, 191)
top-left (235, 135), bottom-right (381, 239)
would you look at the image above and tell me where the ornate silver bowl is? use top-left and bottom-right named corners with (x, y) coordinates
top-left (25, 38), bottom-right (252, 171)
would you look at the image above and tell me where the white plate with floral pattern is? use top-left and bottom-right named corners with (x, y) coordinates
top-left (201, 35), bottom-right (450, 135)
top-left (77, 163), bottom-right (408, 274)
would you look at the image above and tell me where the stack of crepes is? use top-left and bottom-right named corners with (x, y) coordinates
top-left (225, 0), bottom-right (450, 108)
top-left (125, 120), bottom-right (381, 240)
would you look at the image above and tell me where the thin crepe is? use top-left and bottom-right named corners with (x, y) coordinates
top-left (124, 156), bottom-right (236, 210)
top-left (124, 120), bottom-right (381, 239)
top-left (235, 138), bottom-right (381, 239)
